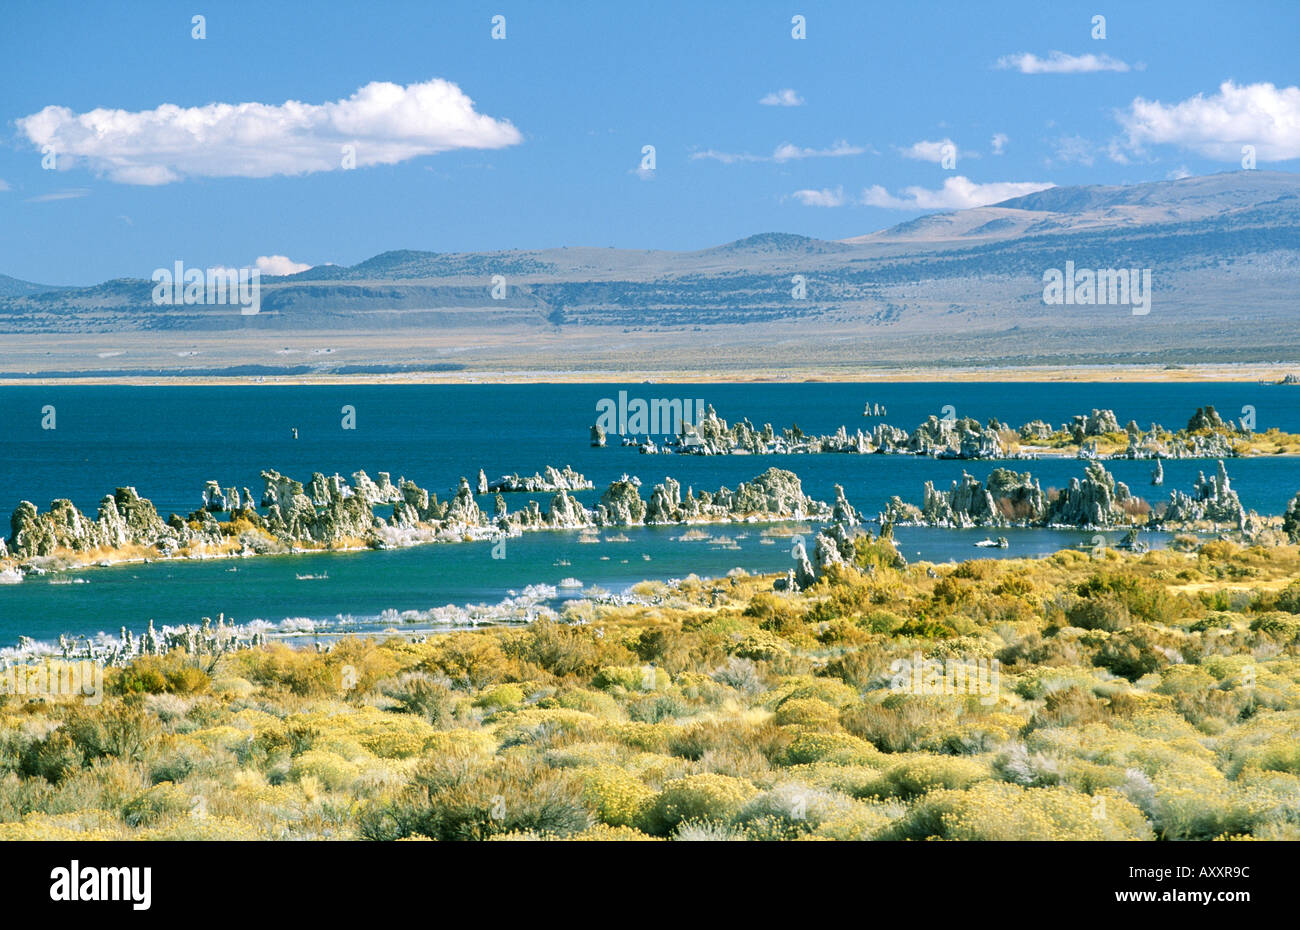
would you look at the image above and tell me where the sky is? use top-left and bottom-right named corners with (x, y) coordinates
top-left (1, 0), bottom-right (1298, 285)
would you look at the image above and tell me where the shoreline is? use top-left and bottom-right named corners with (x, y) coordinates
top-left (0, 362), bottom-right (1298, 386)
top-left (0, 527), bottom-right (1196, 660)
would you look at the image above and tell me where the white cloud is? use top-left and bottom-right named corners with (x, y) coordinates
top-left (24, 187), bottom-right (90, 202)
top-left (996, 51), bottom-right (1131, 74)
top-left (861, 175), bottom-right (1055, 210)
top-left (899, 138), bottom-right (971, 163)
top-left (1167, 166), bottom-right (1192, 180)
top-left (1049, 135), bottom-right (1096, 166)
top-left (759, 89), bottom-right (804, 107)
top-left (773, 140), bottom-right (865, 162)
top-left (0, 179), bottom-right (9, 192)
top-left (790, 187), bottom-right (845, 207)
top-left (1106, 138), bottom-right (1132, 165)
top-left (256, 255), bottom-right (312, 276)
top-left (1117, 80), bottom-right (1300, 162)
top-left (692, 140), bottom-right (868, 164)
top-left (991, 133), bottom-right (1009, 155)
top-left (16, 79), bottom-right (522, 185)
top-left (689, 149), bottom-right (764, 165)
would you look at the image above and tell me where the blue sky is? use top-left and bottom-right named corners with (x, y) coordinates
top-left (1, 0), bottom-right (1297, 284)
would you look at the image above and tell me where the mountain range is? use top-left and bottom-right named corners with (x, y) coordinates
top-left (2, 170), bottom-right (1298, 377)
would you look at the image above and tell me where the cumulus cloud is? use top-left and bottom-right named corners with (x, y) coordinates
top-left (16, 79), bottom-right (522, 185)
top-left (1117, 80), bottom-right (1300, 162)
top-left (692, 140), bottom-right (868, 164)
top-left (255, 255), bottom-right (312, 276)
top-left (991, 133), bottom-right (1009, 155)
top-left (790, 187), bottom-right (845, 207)
top-left (759, 88), bottom-right (804, 107)
top-left (996, 51), bottom-right (1131, 74)
top-left (861, 175), bottom-right (1055, 210)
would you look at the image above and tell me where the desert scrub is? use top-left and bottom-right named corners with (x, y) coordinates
top-left (769, 676), bottom-right (860, 709)
top-left (732, 783), bottom-right (869, 839)
top-left (774, 697), bottom-right (842, 729)
top-left (374, 756), bottom-right (591, 841)
top-left (780, 731), bottom-right (879, 767)
top-left (3, 545), bottom-right (1298, 840)
top-left (121, 780), bottom-right (193, 827)
top-left (668, 718), bottom-right (792, 765)
top-left (504, 619), bottom-right (600, 678)
top-left (472, 683), bottom-right (526, 711)
top-left (289, 750), bottom-right (362, 791)
top-left (729, 630), bottom-right (792, 662)
top-left (115, 654), bottom-right (211, 696)
top-left (579, 764), bottom-right (656, 826)
top-left (490, 707), bottom-right (601, 750)
top-left (551, 688), bottom-right (624, 720)
top-left (839, 694), bottom-right (957, 753)
top-left (744, 591), bottom-right (807, 632)
top-left (885, 782), bottom-right (1152, 840)
top-left (292, 706), bottom-right (437, 759)
top-left (864, 756), bottom-right (992, 799)
top-left (593, 665), bottom-right (671, 693)
top-left (378, 672), bottom-right (462, 726)
top-left (639, 773), bottom-right (756, 835)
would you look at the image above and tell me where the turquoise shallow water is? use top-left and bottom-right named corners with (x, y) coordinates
top-left (0, 382), bottom-right (1295, 646)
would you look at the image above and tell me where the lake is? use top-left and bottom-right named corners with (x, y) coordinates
top-left (1, 382), bottom-right (1295, 647)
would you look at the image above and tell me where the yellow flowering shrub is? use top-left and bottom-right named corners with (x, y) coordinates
top-left (868, 756), bottom-right (992, 799)
top-left (774, 698), bottom-right (841, 729)
top-left (0, 810), bottom-right (125, 841)
top-left (4, 547), bottom-right (1299, 840)
top-left (580, 764), bottom-right (656, 826)
top-left (600, 720), bottom-right (671, 752)
top-left (639, 773), bottom-right (756, 835)
top-left (554, 688), bottom-right (624, 720)
top-left (593, 665), bottom-right (670, 693)
top-left (771, 677), bottom-right (860, 709)
top-left (780, 731), bottom-right (879, 767)
top-left (491, 708), bottom-right (601, 748)
top-left (422, 728), bottom-right (496, 759)
top-left (289, 750), bottom-right (360, 790)
top-left (571, 823), bottom-right (662, 841)
top-left (473, 684), bottom-right (526, 710)
top-left (888, 782), bottom-right (1152, 840)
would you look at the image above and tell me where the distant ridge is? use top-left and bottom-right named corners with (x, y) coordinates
top-left (0, 273), bottom-right (58, 298)
top-left (2, 170), bottom-right (1298, 373)
top-left (842, 170), bottom-right (1300, 244)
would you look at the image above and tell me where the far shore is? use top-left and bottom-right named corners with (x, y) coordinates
top-left (1, 362), bottom-right (1299, 387)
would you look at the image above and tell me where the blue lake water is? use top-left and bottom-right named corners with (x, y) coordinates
top-left (0, 382), bottom-right (1296, 646)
